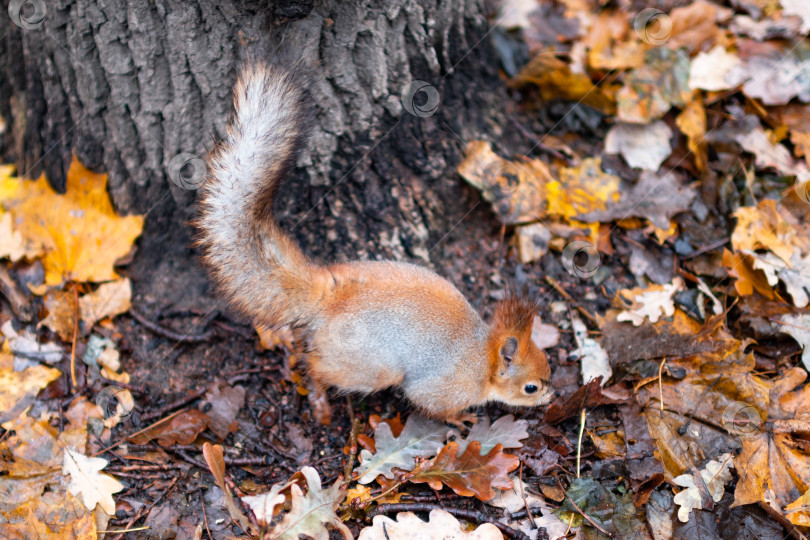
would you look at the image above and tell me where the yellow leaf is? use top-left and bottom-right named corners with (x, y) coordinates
top-left (0, 352), bottom-right (61, 424)
top-left (676, 93), bottom-right (708, 172)
top-left (40, 279), bottom-right (132, 341)
top-left (0, 158), bottom-right (144, 285)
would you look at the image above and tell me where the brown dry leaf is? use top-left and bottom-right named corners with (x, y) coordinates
top-left (200, 380), bottom-right (246, 440)
top-left (0, 157), bottom-right (144, 285)
top-left (688, 45), bottom-right (743, 91)
top-left (41, 278), bottom-right (132, 341)
top-left (457, 140), bottom-right (550, 225)
top-left (544, 377), bottom-right (623, 424)
top-left (202, 443), bottom-right (258, 536)
top-left (722, 249), bottom-right (776, 299)
top-left (785, 488), bottom-right (810, 527)
top-left (369, 413), bottom-right (405, 438)
top-left (0, 351), bottom-right (62, 425)
top-left (733, 117), bottom-right (810, 185)
top-left (583, 10), bottom-right (646, 71)
top-left (676, 93), bottom-right (708, 172)
top-left (667, 0), bottom-right (732, 53)
top-left (731, 200), bottom-right (808, 265)
top-left (736, 39), bottom-right (810, 106)
top-left (130, 409), bottom-right (211, 446)
top-left (512, 53), bottom-right (617, 114)
top-left (410, 441), bottom-right (519, 501)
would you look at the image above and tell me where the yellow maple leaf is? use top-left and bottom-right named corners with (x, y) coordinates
top-left (0, 158), bottom-right (144, 285)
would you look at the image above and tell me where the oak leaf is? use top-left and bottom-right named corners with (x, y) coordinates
top-left (455, 415), bottom-right (529, 456)
top-left (271, 466), bottom-right (351, 540)
top-left (62, 448), bottom-right (123, 515)
top-left (355, 415), bottom-right (450, 484)
top-left (358, 509), bottom-right (503, 539)
top-left (617, 278), bottom-right (683, 326)
top-left (410, 441), bottom-right (519, 501)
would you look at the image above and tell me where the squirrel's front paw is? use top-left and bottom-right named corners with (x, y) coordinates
top-left (307, 380), bottom-right (332, 425)
top-left (444, 411), bottom-right (480, 430)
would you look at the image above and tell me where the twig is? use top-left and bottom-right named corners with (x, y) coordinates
top-left (343, 396), bottom-right (361, 483)
top-left (545, 276), bottom-right (599, 327)
top-left (370, 503), bottom-right (530, 540)
top-left (518, 462), bottom-right (537, 529)
top-left (658, 358), bottom-right (667, 414)
top-left (200, 486), bottom-right (213, 540)
top-left (556, 478), bottom-right (614, 538)
top-left (129, 308), bottom-right (215, 343)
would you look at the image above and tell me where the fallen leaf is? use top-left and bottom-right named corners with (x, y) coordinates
top-left (130, 409), bottom-right (211, 446)
top-left (617, 278), bottom-right (684, 326)
top-left (410, 441), bottom-right (519, 501)
top-left (0, 351), bottom-right (61, 424)
top-left (530, 316), bottom-right (559, 350)
top-left (200, 380), bottom-right (246, 440)
top-left (778, 313), bottom-right (810, 371)
top-left (457, 141), bottom-right (550, 225)
top-left (580, 170), bottom-right (696, 230)
top-left (676, 93), bottom-right (708, 172)
top-left (723, 249), bottom-right (776, 299)
top-left (0, 212), bottom-right (40, 262)
top-left (667, 0), bottom-right (732, 53)
top-left (355, 415), bottom-right (450, 484)
top-left (782, 0), bottom-right (810, 33)
top-left (617, 48), bottom-right (691, 123)
top-left (358, 509), bottom-right (503, 539)
top-left (749, 251), bottom-right (810, 307)
top-left (583, 10), bottom-right (646, 71)
top-left (242, 485), bottom-right (286, 525)
top-left (516, 223), bottom-right (551, 263)
top-left (604, 121), bottom-right (672, 171)
top-left (273, 466), bottom-right (352, 540)
top-left (673, 454), bottom-right (734, 522)
top-left (0, 157), bottom-right (144, 285)
top-left (736, 39), bottom-right (810, 106)
top-left (733, 118), bottom-right (810, 185)
top-left (544, 377), bottom-right (622, 424)
top-left (455, 415), bottom-right (529, 455)
top-left (41, 278), bottom-right (132, 340)
top-left (688, 45), bottom-right (743, 91)
top-left (570, 314), bottom-right (611, 385)
top-left (62, 448), bottom-right (123, 515)
top-left (731, 199), bottom-right (807, 265)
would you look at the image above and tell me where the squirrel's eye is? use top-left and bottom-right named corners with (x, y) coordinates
top-left (524, 384), bottom-right (538, 394)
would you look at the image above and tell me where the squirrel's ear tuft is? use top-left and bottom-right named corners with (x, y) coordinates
top-left (492, 292), bottom-right (539, 335)
top-left (500, 336), bottom-right (518, 363)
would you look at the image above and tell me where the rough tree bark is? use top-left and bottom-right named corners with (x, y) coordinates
top-left (0, 0), bottom-right (508, 310)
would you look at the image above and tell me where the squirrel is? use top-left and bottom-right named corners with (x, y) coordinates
top-left (196, 63), bottom-right (554, 424)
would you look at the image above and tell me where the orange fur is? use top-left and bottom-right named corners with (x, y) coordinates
top-left (197, 63), bottom-right (554, 423)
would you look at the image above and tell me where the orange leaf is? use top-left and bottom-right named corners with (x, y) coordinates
top-left (410, 441), bottom-right (519, 501)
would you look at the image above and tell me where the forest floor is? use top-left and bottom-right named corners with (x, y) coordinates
top-left (2, 0), bottom-right (810, 539)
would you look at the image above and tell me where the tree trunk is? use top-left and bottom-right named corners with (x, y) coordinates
top-left (0, 0), bottom-right (507, 311)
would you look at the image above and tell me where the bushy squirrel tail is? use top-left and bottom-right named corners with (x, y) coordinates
top-left (197, 63), bottom-right (324, 328)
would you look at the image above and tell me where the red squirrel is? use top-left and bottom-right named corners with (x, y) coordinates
top-left (196, 63), bottom-right (554, 424)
